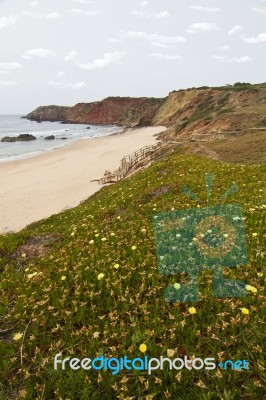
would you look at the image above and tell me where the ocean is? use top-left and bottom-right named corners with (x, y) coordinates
top-left (0, 115), bottom-right (122, 162)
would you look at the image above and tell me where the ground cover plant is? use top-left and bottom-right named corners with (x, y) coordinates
top-left (0, 153), bottom-right (265, 399)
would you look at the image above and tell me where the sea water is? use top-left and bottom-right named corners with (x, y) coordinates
top-left (0, 115), bottom-right (122, 162)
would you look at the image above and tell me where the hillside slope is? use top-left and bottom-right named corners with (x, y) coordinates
top-left (26, 83), bottom-right (266, 138)
top-left (155, 84), bottom-right (266, 141)
top-left (0, 153), bottom-right (265, 399)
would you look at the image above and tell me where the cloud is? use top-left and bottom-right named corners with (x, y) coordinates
top-left (0, 62), bottom-right (22, 74)
top-left (64, 51), bottom-right (79, 62)
top-left (125, 31), bottom-right (186, 45)
top-left (151, 42), bottom-right (178, 49)
top-left (30, 1), bottom-right (39, 7)
top-left (48, 80), bottom-right (87, 89)
top-left (187, 22), bottom-right (221, 33)
top-left (46, 12), bottom-right (61, 19)
top-left (221, 45), bottom-right (230, 52)
top-left (0, 15), bottom-right (20, 30)
top-left (228, 25), bottom-right (243, 35)
top-left (77, 51), bottom-right (125, 70)
top-left (213, 55), bottom-right (252, 63)
top-left (56, 71), bottom-right (65, 78)
top-left (139, 1), bottom-right (149, 6)
top-left (68, 81), bottom-right (87, 89)
top-left (69, 9), bottom-right (100, 16)
top-left (131, 10), bottom-right (170, 19)
top-left (22, 48), bottom-right (57, 59)
top-left (242, 33), bottom-right (266, 43)
top-left (252, 7), bottom-right (266, 14)
top-left (69, 0), bottom-right (94, 3)
top-left (190, 6), bottom-right (222, 13)
top-left (150, 53), bottom-right (181, 60)
top-left (0, 80), bottom-right (18, 86)
top-left (22, 11), bottom-right (61, 19)
top-left (153, 12), bottom-right (170, 18)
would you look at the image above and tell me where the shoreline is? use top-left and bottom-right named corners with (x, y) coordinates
top-left (0, 128), bottom-right (124, 164)
top-left (0, 118), bottom-right (124, 164)
top-left (0, 126), bottom-right (166, 233)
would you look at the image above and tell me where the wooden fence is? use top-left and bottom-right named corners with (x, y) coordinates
top-left (97, 143), bottom-right (160, 184)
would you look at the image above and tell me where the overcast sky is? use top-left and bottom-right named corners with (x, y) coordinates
top-left (0, 0), bottom-right (265, 113)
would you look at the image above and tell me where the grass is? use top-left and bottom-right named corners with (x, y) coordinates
top-left (201, 132), bottom-right (266, 164)
top-left (0, 153), bottom-right (265, 399)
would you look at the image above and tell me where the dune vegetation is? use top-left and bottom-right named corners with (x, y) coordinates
top-left (0, 152), bottom-right (265, 399)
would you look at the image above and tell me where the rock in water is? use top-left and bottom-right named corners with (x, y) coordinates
top-left (1, 134), bottom-right (37, 142)
top-left (44, 135), bottom-right (55, 140)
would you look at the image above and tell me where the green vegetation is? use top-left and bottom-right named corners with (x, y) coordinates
top-left (187, 96), bottom-right (216, 124)
top-left (0, 153), bottom-right (265, 399)
top-left (201, 132), bottom-right (266, 164)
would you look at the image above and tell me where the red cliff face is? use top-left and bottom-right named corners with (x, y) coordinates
top-left (26, 97), bottom-right (164, 127)
top-left (67, 97), bottom-right (164, 126)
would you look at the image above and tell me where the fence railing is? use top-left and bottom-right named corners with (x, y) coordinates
top-left (97, 143), bottom-right (160, 184)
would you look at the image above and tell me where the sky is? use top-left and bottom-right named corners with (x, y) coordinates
top-left (0, 0), bottom-right (266, 113)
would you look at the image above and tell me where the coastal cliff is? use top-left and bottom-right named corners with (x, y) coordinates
top-left (26, 83), bottom-right (266, 137)
top-left (26, 97), bottom-right (164, 127)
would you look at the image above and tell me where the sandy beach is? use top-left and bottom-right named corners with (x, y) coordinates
top-left (0, 126), bottom-right (166, 233)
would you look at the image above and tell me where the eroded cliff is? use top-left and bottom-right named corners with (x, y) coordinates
top-left (26, 83), bottom-right (266, 138)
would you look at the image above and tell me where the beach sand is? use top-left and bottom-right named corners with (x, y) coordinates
top-left (0, 126), bottom-right (166, 233)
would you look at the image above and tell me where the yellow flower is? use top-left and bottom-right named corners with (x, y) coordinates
top-left (95, 233), bottom-right (99, 237)
top-left (114, 264), bottom-right (120, 269)
top-left (246, 285), bottom-right (257, 293)
top-left (223, 234), bottom-right (229, 238)
top-left (27, 272), bottom-right (38, 279)
top-left (257, 272), bottom-right (263, 277)
top-left (139, 343), bottom-right (147, 353)
top-left (240, 308), bottom-right (249, 315)
top-left (110, 232), bottom-right (115, 236)
top-left (252, 233), bottom-right (258, 237)
top-left (188, 307), bottom-right (196, 315)
top-left (131, 246), bottom-right (137, 250)
top-left (97, 273), bottom-right (105, 280)
top-left (13, 333), bottom-right (23, 341)
top-left (174, 283), bottom-right (181, 290)
top-left (167, 349), bottom-right (175, 357)
top-left (101, 237), bottom-right (107, 242)
top-left (141, 228), bottom-right (146, 234)
top-left (89, 239), bottom-right (94, 244)
top-left (61, 276), bottom-right (66, 281)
